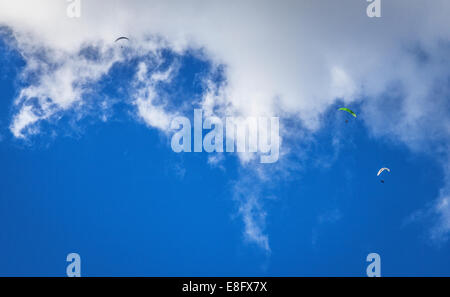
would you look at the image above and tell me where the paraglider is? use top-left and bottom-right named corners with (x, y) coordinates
top-left (377, 167), bottom-right (390, 183)
top-left (114, 36), bottom-right (129, 43)
top-left (338, 108), bottom-right (357, 123)
top-left (114, 37), bottom-right (130, 49)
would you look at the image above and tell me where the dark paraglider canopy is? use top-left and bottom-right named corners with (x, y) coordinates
top-left (114, 36), bottom-right (130, 43)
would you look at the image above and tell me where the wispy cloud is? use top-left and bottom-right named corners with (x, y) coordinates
top-left (8, 41), bottom-right (124, 138)
top-left (232, 175), bottom-right (271, 253)
top-left (132, 61), bottom-right (178, 131)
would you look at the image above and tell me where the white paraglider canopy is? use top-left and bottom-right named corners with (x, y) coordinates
top-left (377, 168), bottom-right (390, 176)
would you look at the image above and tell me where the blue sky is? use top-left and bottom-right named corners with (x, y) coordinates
top-left (1, 1), bottom-right (450, 276)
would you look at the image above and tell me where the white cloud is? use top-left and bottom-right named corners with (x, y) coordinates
top-left (1, 1), bottom-right (450, 123)
top-left (432, 195), bottom-right (450, 242)
top-left (2, 0), bottom-right (450, 246)
top-left (8, 41), bottom-right (124, 137)
top-left (133, 61), bottom-right (177, 131)
top-left (10, 104), bottom-right (39, 138)
top-left (429, 163), bottom-right (450, 243)
top-left (240, 198), bottom-right (270, 253)
top-left (134, 93), bottom-right (173, 131)
top-left (233, 182), bottom-right (271, 253)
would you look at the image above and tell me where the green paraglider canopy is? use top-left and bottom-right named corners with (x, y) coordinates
top-left (338, 108), bottom-right (357, 118)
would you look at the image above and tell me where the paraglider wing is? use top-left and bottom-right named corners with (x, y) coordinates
top-left (338, 108), bottom-right (357, 118)
top-left (114, 36), bottom-right (130, 43)
top-left (377, 168), bottom-right (391, 176)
